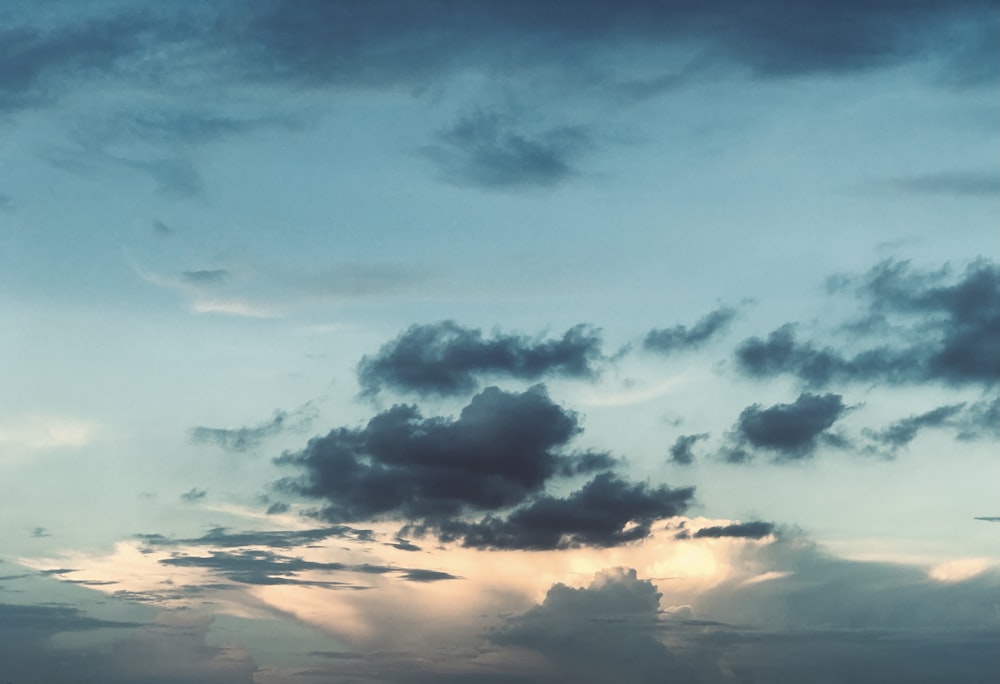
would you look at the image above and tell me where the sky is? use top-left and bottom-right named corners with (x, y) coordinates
top-left (1, 1), bottom-right (998, 682)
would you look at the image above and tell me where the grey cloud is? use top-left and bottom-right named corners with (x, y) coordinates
top-left (726, 393), bottom-right (848, 463)
top-left (179, 487), bottom-right (207, 503)
top-left (357, 321), bottom-right (605, 398)
top-left (277, 386), bottom-right (690, 549)
top-left (0, 602), bottom-right (140, 633)
top-left (883, 171), bottom-right (1000, 198)
top-left (440, 473), bottom-right (693, 550)
top-left (955, 395), bottom-right (1000, 440)
top-left (152, 219), bottom-right (173, 236)
top-left (0, 13), bottom-right (154, 111)
top-left (974, 516), bottom-right (1000, 522)
top-left (863, 403), bottom-right (966, 453)
top-left (181, 268), bottom-right (229, 284)
top-left (159, 548), bottom-right (457, 587)
top-left (668, 432), bottom-right (709, 465)
top-left (690, 521), bottom-right (775, 539)
top-left (644, 307), bottom-right (736, 356)
top-left (277, 386), bottom-right (584, 522)
top-left (236, 1), bottom-right (998, 89)
top-left (135, 524), bottom-right (372, 550)
top-left (423, 111), bottom-right (591, 190)
top-left (191, 401), bottom-right (318, 452)
top-left (737, 259), bottom-right (1000, 388)
top-left (31, 526), bottom-right (50, 538)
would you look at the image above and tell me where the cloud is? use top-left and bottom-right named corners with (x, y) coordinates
top-left (736, 259), bottom-right (1000, 387)
top-left (882, 171), bottom-right (1000, 198)
top-left (974, 517), bottom-right (1000, 522)
top-left (492, 567), bottom-right (694, 683)
top-left (179, 487), bottom-right (207, 503)
top-left (135, 525), bottom-right (372, 550)
top-left (440, 473), bottom-right (694, 550)
top-left (277, 386), bottom-right (585, 522)
top-left (422, 111), bottom-right (591, 190)
top-left (278, 385), bottom-right (690, 549)
top-left (725, 393), bottom-right (848, 463)
top-left (954, 395), bottom-right (1000, 440)
top-left (190, 402), bottom-right (318, 452)
top-left (668, 432), bottom-right (709, 465)
top-left (690, 521), bottom-right (775, 539)
top-left (862, 402), bottom-right (966, 454)
top-left (31, 526), bottom-right (51, 538)
top-left (159, 548), bottom-right (458, 587)
top-left (235, 1), bottom-right (998, 90)
top-left (181, 268), bottom-right (229, 284)
top-left (357, 321), bottom-right (605, 398)
top-left (644, 307), bottom-right (736, 355)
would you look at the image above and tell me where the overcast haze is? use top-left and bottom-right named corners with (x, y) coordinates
top-left (1, 1), bottom-right (998, 682)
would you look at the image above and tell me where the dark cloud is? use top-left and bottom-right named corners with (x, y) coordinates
top-left (0, 13), bottom-right (156, 111)
top-left (644, 307), bottom-right (736, 355)
top-left (135, 524), bottom-right (372, 550)
top-left (725, 393), bottom-right (848, 463)
top-left (31, 526), bottom-right (51, 538)
top-left (236, 1), bottom-right (998, 90)
top-left (191, 401), bottom-right (318, 452)
top-left (422, 111), bottom-right (591, 189)
top-left (277, 385), bottom-right (582, 521)
top-left (668, 433), bottom-right (709, 465)
top-left (691, 521), bottom-right (775, 539)
top-left (278, 386), bottom-right (690, 549)
top-left (737, 259), bottom-right (1000, 388)
top-left (0, 602), bottom-right (140, 633)
top-left (882, 171), bottom-right (1000, 198)
top-left (357, 322), bottom-right (604, 398)
top-left (159, 549), bottom-right (457, 587)
top-left (862, 403), bottom-right (966, 453)
top-left (439, 473), bottom-right (694, 550)
top-left (974, 516), bottom-right (1000, 522)
top-left (179, 487), bottom-right (207, 503)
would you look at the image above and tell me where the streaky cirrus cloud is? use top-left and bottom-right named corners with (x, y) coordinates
top-left (737, 259), bottom-right (1000, 387)
top-left (724, 393), bottom-right (848, 464)
top-left (862, 402), bottom-right (967, 455)
top-left (357, 321), bottom-right (605, 398)
top-left (643, 306), bottom-right (736, 356)
top-left (190, 401), bottom-right (318, 452)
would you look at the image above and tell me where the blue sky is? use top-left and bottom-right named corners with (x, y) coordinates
top-left (1, 2), bottom-right (998, 682)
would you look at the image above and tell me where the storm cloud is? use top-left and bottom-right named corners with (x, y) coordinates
top-left (278, 385), bottom-right (692, 549)
top-left (725, 393), bottom-right (848, 463)
top-left (441, 473), bottom-right (695, 550)
top-left (357, 322), bottom-right (604, 398)
top-left (737, 259), bottom-right (1000, 388)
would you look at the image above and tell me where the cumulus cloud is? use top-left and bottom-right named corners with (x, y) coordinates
top-left (357, 321), bottom-right (605, 398)
top-left (277, 385), bottom-right (691, 549)
top-left (492, 567), bottom-right (694, 683)
top-left (644, 307), bottom-right (736, 355)
top-left (724, 393), bottom-right (848, 463)
top-left (440, 473), bottom-right (694, 550)
top-left (738, 259), bottom-right (1000, 387)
